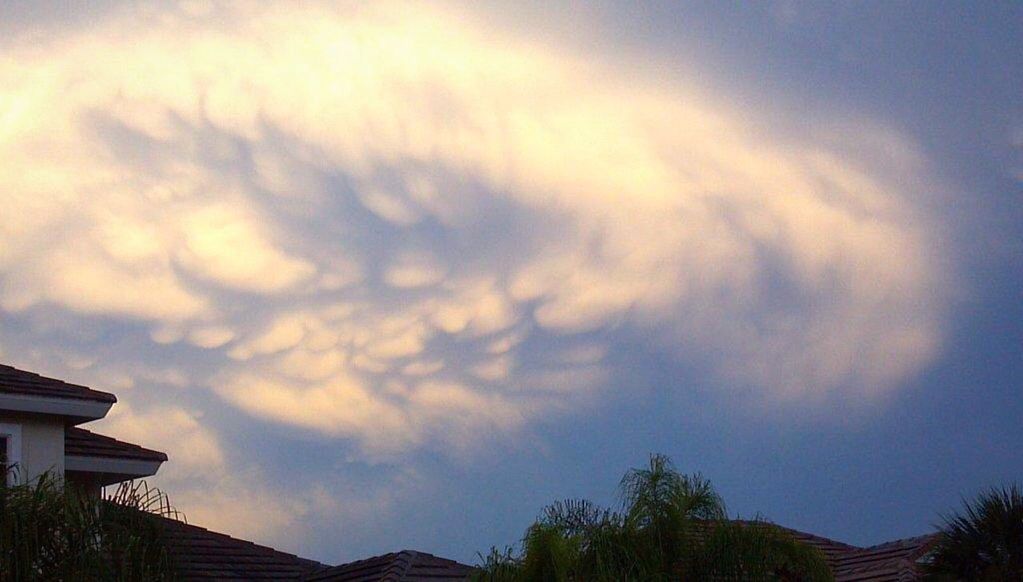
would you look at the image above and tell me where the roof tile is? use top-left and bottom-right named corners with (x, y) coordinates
top-left (65, 426), bottom-right (168, 463)
top-left (0, 363), bottom-right (116, 403)
top-left (159, 515), bottom-right (327, 581)
top-left (832, 534), bottom-right (937, 582)
top-left (304, 550), bottom-right (474, 582)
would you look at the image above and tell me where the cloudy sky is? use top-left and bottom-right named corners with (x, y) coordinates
top-left (1, 0), bottom-right (1020, 565)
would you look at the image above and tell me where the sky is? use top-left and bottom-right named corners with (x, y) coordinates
top-left (0, 0), bottom-right (1020, 566)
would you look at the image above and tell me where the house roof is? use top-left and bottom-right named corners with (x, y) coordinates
top-left (304, 550), bottom-right (474, 582)
top-left (151, 511), bottom-right (932, 581)
top-left (743, 522), bottom-right (860, 569)
top-left (706, 522), bottom-right (935, 580)
top-left (65, 426), bottom-right (168, 463)
top-left (0, 363), bottom-right (116, 403)
top-left (158, 515), bottom-right (328, 580)
top-left (832, 534), bottom-right (938, 582)
top-left (153, 510), bottom-right (473, 582)
top-left (760, 525), bottom-right (936, 580)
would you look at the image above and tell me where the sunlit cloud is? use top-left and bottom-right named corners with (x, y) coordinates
top-left (0, 0), bottom-right (951, 545)
top-left (94, 399), bottom-right (401, 552)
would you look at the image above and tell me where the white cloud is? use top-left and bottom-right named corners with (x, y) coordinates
top-left (175, 204), bottom-right (317, 294)
top-left (188, 325), bottom-right (236, 349)
top-left (92, 397), bottom-right (400, 554)
top-left (384, 251), bottom-right (448, 289)
top-left (0, 0), bottom-right (949, 465)
top-left (97, 402), bottom-right (225, 482)
top-left (214, 370), bottom-right (417, 454)
top-left (228, 313), bottom-right (309, 359)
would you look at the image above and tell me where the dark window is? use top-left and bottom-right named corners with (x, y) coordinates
top-left (0, 435), bottom-right (7, 484)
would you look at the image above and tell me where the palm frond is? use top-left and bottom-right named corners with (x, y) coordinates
top-left (689, 519), bottom-right (833, 581)
top-left (0, 471), bottom-right (179, 581)
top-left (476, 454), bottom-right (833, 581)
top-left (925, 484), bottom-right (1023, 580)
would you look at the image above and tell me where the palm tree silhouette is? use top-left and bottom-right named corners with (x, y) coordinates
top-left (925, 484), bottom-right (1023, 580)
top-left (475, 454), bottom-right (833, 581)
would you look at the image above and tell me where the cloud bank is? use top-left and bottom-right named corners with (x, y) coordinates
top-left (0, 0), bottom-right (948, 545)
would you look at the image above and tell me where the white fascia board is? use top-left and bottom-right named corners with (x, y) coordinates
top-left (65, 455), bottom-right (163, 478)
top-left (0, 393), bottom-right (112, 423)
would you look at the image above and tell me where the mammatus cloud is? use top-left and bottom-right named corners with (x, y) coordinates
top-left (97, 400), bottom-right (415, 550)
top-left (0, 0), bottom-right (948, 544)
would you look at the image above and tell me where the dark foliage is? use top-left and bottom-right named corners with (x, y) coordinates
top-left (924, 484), bottom-right (1023, 581)
top-left (473, 454), bottom-right (833, 581)
top-left (0, 471), bottom-right (180, 581)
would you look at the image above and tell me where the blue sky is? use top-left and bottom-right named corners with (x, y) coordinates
top-left (0, 0), bottom-right (1020, 565)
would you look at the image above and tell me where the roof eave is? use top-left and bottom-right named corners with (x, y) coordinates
top-left (65, 455), bottom-right (164, 486)
top-left (0, 392), bottom-right (113, 424)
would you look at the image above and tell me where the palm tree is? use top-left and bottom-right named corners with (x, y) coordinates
top-left (474, 454), bottom-right (833, 581)
top-left (924, 484), bottom-right (1023, 581)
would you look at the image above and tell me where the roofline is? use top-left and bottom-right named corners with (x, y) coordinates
top-left (306, 549), bottom-right (477, 580)
top-left (65, 455), bottom-right (163, 485)
top-left (857, 533), bottom-right (940, 551)
top-left (0, 392), bottom-right (113, 423)
top-left (763, 522), bottom-right (862, 551)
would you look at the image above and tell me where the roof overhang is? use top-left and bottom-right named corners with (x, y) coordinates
top-left (0, 392), bottom-right (112, 424)
top-left (65, 455), bottom-right (163, 486)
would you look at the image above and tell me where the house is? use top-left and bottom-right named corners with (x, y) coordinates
top-left (0, 363), bottom-right (167, 494)
top-left (1, 362), bottom-right (934, 580)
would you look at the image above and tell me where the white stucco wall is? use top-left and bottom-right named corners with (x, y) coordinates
top-left (0, 413), bottom-right (64, 483)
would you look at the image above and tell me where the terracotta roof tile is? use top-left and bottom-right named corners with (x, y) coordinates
top-left (723, 522), bottom-right (935, 581)
top-left (158, 515), bottom-right (327, 580)
top-left (65, 426), bottom-right (168, 463)
top-left (733, 521), bottom-right (860, 569)
top-left (0, 363), bottom-right (116, 403)
top-left (304, 550), bottom-right (474, 581)
top-left (832, 534), bottom-right (937, 582)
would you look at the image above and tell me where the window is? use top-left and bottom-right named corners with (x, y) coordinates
top-left (0, 424), bottom-right (22, 486)
top-left (0, 435), bottom-right (7, 484)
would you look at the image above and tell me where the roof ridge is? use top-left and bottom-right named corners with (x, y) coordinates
top-left (833, 533), bottom-right (939, 580)
top-left (326, 551), bottom-right (399, 568)
top-left (852, 533), bottom-right (938, 552)
top-left (731, 520), bottom-right (863, 551)
top-left (150, 511), bottom-right (328, 579)
top-left (389, 550), bottom-right (419, 581)
top-left (159, 514), bottom-right (327, 564)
